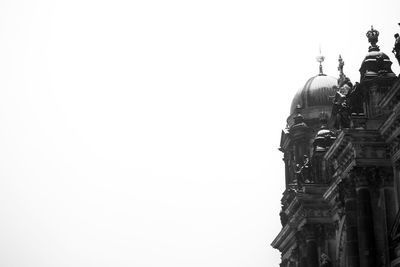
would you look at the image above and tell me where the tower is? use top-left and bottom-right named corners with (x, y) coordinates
top-left (273, 54), bottom-right (340, 267)
top-left (272, 26), bottom-right (400, 267)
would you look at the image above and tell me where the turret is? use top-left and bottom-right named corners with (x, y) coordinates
top-left (359, 26), bottom-right (397, 119)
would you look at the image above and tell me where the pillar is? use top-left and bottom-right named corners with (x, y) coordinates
top-left (343, 179), bottom-right (359, 267)
top-left (354, 169), bottom-right (377, 266)
top-left (304, 225), bottom-right (319, 267)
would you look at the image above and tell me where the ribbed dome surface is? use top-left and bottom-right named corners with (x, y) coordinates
top-left (290, 74), bottom-right (338, 114)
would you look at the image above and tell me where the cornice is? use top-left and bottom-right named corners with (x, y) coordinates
top-left (323, 175), bottom-right (343, 202)
top-left (324, 130), bottom-right (346, 161)
top-left (271, 223), bottom-right (296, 252)
top-left (392, 142), bottom-right (400, 163)
top-left (380, 104), bottom-right (400, 143)
top-left (378, 77), bottom-right (400, 109)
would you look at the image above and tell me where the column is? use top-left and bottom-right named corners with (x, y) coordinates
top-left (354, 169), bottom-right (377, 267)
top-left (295, 231), bottom-right (306, 267)
top-left (304, 225), bottom-right (319, 267)
top-left (342, 179), bottom-right (359, 267)
top-left (381, 168), bottom-right (395, 266)
top-left (385, 186), bottom-right (397, 233)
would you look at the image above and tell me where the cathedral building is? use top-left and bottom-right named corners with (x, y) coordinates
top-left (271, 26), bottom-right (400, 267)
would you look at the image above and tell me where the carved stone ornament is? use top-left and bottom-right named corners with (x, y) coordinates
top-left (320, 253), bottom-right (333, 267)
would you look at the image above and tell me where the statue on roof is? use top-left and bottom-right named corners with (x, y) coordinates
top-left (338, 55), bottom-right (344, 74)
top-left (330, 54), bottom-right (369, 129)
top-left (337, 54), bottom-right (352, 92)
top-left (393, 32), bottom-right (400, 66)
top-left (332, 90), bottom-right (350, 129)
top-left (337, 55), bottom-right (349, 88)
top-left (346, 82), bottom-right (364, 114)
top-left (332, 55), bottom-right (352, 129)
top-left (294, 155), bottom-right (313, 184)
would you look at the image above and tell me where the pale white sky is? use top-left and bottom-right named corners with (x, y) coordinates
top-left (0, 1), bottom-right (399, 266)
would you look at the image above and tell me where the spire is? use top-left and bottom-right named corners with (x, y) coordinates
top-left (316, 46), bottom-right (325, 75)
top-left (366, 25), bottom-right (380, 52)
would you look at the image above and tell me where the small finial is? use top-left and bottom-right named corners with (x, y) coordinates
top-left (366, 25), bottom-right (380, 52)
top-left (316, 46), bottom-right (325, 75)
top-left (296, 104), bottom-right (302, 113)
top-left (293, 105), bottom-right (305, 125)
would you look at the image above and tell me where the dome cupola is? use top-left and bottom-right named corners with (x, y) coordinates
top-left (288, 54), bottom-right (339, 124)
top-left (359, 26), bottom-right (396, 81)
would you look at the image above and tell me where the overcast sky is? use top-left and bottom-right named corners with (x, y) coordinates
top-left (0, 1), bottom-right (399, 266)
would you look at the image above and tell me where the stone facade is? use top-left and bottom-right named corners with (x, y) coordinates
top-left (271, 26), bottom-right (400, 267)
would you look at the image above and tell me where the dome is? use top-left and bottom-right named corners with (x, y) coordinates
top-left (359, 26), bottom-right (396, 81)
top-left (290, 74), bottom-right (339, 115)
top-left (359, 51), bottom-right (396, 81)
